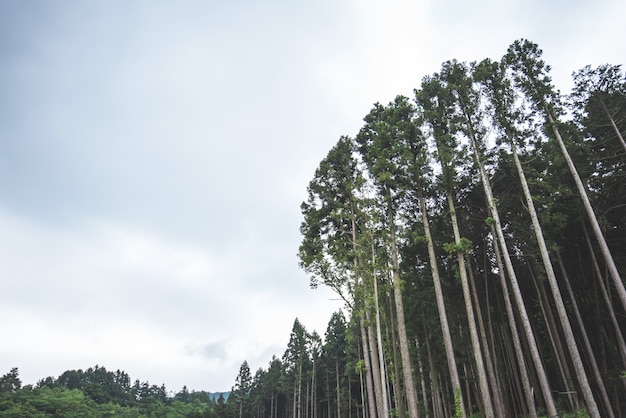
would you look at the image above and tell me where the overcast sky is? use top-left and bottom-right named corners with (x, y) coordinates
top-left (1, 0), bottom-right (624, 393)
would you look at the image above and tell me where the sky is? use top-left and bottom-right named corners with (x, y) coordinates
top-left (1, 0), bottom-right (624, 393)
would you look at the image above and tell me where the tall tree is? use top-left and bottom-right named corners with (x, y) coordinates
top-left (232, 361), bottom-right (253, 418)
top-left (505, 39), bottom-right (601, 418)
top-left (506, 39), bottom-right (625, 319)
top-left (356, 96), bottom-right (422, 418)
top-left (417, 72), bottom-right (495, 417)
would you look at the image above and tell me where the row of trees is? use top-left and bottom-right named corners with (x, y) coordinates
top-left (0, 366), bottom-right (228, 417)
top-left (293, 39), bottom-right (625, 417)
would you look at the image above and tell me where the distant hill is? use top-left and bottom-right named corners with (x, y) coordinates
top-left (207, 391), bottom-right (230, 402)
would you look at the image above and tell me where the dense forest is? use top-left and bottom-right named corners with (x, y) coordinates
top-left (2, 39), bottom-right (624, 417)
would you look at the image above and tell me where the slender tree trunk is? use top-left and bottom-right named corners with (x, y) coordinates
top-left (583, 224), bottom-right (626, 367)
top-left (336, 361), bottom-right (341, 418)
top-left (490, 225), bottom-right (538, 418)
top-left (353, 217), bottom-right (377, 418)
top-left (359, 318), bottom-right (377, 418)
top-left (418, 190), bottom-right (466, 417)
top-left (556, 252), bottom-right (616, 418)
top-left (366, 309), bottom-right (386, 418)
top-left (513, 117), bottom-right (601, 417)
top-left (468, 121), bottom-right (552, 414)
top-left (599, 97), bottom-right (626, 153)
top-left (546, 111), bottom-right (625, 317)
top-left (388, 293), bottom-right (404, 418)
top-left (416, 341), bottom-right (429, 418)
top-left (529, 263), bottom-right (578, 411)
top-left (371, 238), bottom-right (390, 418)
top-left (467, 261), bottom-right (506, 417)
top-left (445, 191), bottom-right (495, 417)
top-left (386, 191), bottom-right (420, 418)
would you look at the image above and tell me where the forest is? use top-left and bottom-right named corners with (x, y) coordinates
top-left (1, 39), bottom-right (624, 417)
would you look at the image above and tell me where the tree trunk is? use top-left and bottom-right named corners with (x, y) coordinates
top-left (546, 110), bottom-right (625, 317)
top-left (529, 264), bottom-right (577, 411)
top-left (445, 191), bottom-right (495, 417)
top-left (386, 190), bottom-right (420, 418)
top-left (514, 114), bottom-right (601, 417)
top-left (490, 225), bottom-right (538, 418)
top-left (389, 292), bottom-right (404, 418)
top-left (366, 309), bottom-right (386, 418)
top-left (371, 238), bottom-right (390, 417)
top-left (599, 97), bottom-right (626, 153)
top-left (556, 251), bottom-right (616, 418)
top-left (583, 224), bottom-right (626, 367)
top-left (467, 128), bottom-right (556, 415)
top-left (418, 190), bottom-right (466, 417)
top-left (467, 261), bottom-right (506, 417)
top-left (359, 318), bottom-right (377, 418)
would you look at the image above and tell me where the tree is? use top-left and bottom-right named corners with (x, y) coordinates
top-left (232, 361), bottom-right (253, 418)
top-left (570, 64), bottom-right (626, 152)
top-left (505, 38), bottom-right (601, 418)
top-left (0, 368), bottom-right (21, 393)
top-left (356, 96), bottom-right (422, 418)
top-left (417, 70), bottom-right (495, 417)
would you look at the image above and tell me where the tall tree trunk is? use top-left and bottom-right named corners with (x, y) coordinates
top-left (366, 309), bottom-right (386, 418)
top-left (598, 97), bottom-right (626, 153)
top-left (463, 125), bottom-right (556, 415)
top-left (466, 261), bottom-right (506, 417)
top-left (336, 361), bottom-right (341, 418)
top-left (512, 119), bottom-right (601, 417)
top-left (556, 251), bottom-right (616, 418)
top-left (353, 216), bottom-right (377, 418)
top-left (529, 264), bottom-right (577, 411)
top-left (386, 191), bottom-right (420, 418)
top-left (416, 341), bottom-right (429, 418)
top-left (388, 292), bottom-right (404, 418)
top-left (583, 224), bottom-right (626, 367)
top-left (490, 225), bottom-right (538, 418)
top-left (359, 318), bottom-right (377, 418)
top-left (546, 110), bottom-right (625, 317)
top-left (371, 238), bottom-right (390, 417)
top-left (418, 190), bottom-right (466, 417)
top-left (445, 191), bottom-right (495, 417)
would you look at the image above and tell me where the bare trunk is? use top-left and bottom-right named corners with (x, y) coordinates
top-left (446, 192), bottom-right (495, 417)
top-left (599, 97), bottom-right (626, 153)
top-left (366, 309), bottom-right (386, 418)
top-left (583, 224), bottom-right (626, 367)
top-left (352, 216), bottom-right (377, 418)
top-left (336, 361), bottom-right (341, 418)
top-left (529, 264), bottom-right (577, 411)
top-left (388, 299), bottom-right (403, 418)
top-left (490, 225), bottom-right (538, 418)
top-left (471, 130), bottom-right (556, 415)
top-left (517, 113), bottom-right (601, 417)
top-left (467, 261), bottom-right (506, 417)
top-left (547, 111), bottom-right (625, 317)
top-left (359, 318), bottom-right (378, 418)
top-left (386, 191), bottom-right (420, 418)
top-left (556, 252), bottom-right (616, 418)
top-left (418, 190), bottom-right (466, 417)
top-left (371, 239), bottom-right (390, 417)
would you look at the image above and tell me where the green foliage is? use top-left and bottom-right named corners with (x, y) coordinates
top-left (442, 237), bottom-right (473, 255)
top-left (0, 367), bottom-right (219, 418)
top-left (454, 388), bottom-right (463, 418)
